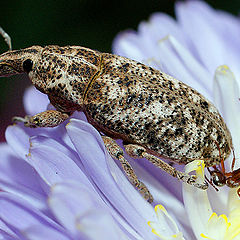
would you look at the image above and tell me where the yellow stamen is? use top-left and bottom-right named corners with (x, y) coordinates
top-left (148, 204), bottom-right (184, 239)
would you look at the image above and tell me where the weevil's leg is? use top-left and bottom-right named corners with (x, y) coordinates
top-left (12, 110), bottom-right (70, 128)
top-left (102, 136), bottom-right (153, 203)
top-left (215, 141), bottom-right (226, 175)
top-left (124, 144), bottom-right (209, 190)
top-left (231, 148), bottom-right (236, 171)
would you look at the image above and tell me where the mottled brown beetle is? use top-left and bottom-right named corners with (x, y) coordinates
top-left (0, 29), bottom-right (237, 203)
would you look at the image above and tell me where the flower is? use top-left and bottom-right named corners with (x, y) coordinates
top-left (113, 0), bottom-right (240, 239)
top-left (2, 87), bottom-right (164, 239)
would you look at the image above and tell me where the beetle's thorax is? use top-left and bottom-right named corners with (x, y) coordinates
top-left (31, 45), bottom-right (102, 112)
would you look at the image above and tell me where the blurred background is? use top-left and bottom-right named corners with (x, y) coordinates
top-left (1, 0), bottom-right (240, 141)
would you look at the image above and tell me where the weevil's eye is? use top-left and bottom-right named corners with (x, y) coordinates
top-left (23, 59), bottom-right (33, 73)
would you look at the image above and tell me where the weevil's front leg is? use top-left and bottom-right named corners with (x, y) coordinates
top-left (125, 144), bottom-right (209, 190)
top-left (102, 136), bottom-right (153, 203)
top-left (13, 110), bottom-right (70, 128)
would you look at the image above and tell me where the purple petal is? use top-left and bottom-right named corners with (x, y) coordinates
top-left (112, 13), bottom-right (189, 62)
top-left (29, 135), bottom-right (80, 168)
top-left (0, 219), bottom-right (20, 240)
top-left (124, 155), bottom-right (190, 230)
top-left (23, 225), bottom-right (74, 240)
top-left (23, 86), bottom-right (49, 115)
top-left (49, 181), bottom-right (127, 239)
top-left (28, 137), bottom-right (94, 190)
top-left (6, 123), bottom-right (71, 159)
top-left (216, 10), bottom-right (240, 54)
top-left (0, 179), bottom-right (47, 211)
top-left (112, 30), bottom-right (147, 62)
top-left (176, 0), bottom-right (240, 78)
top-left (143, 13), bottom-right (188, 48)
top-left (0, 193), bottom-right (72, 240)
top-left (0, 143), bottom-right (46, 195)
top-left (66, 119), bottom-right (163, 240)
top-left (153, 36), bottom-right (211, 99)
top-left (5, 125), bottom-right (30, 159)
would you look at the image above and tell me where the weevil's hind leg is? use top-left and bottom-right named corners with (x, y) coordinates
top-left (13, 110), bottom-right (70, 128)
top-left (102, 136), bottom-right (153, 203)
top-left (124, 144), bottom-right (209, 190)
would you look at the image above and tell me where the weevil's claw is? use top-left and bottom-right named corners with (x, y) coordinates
top-left (12, 116), bottom-right (27, 123)
top-left (12, 116), bottom-right (37, 128)
top-left (202, 181), bottom-right (209, 190)
top-left (186, 175), bottom-right (209, 190)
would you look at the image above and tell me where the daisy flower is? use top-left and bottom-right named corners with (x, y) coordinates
top-left (2, 85), bottom-right (166, 239)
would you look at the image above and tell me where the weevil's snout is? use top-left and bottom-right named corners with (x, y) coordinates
top-left (0, 46), bottom-right (43, 77)
top-left (0, 63), bottom-right (19, 76)
top-left (0, 54), bottom-right (24, 77)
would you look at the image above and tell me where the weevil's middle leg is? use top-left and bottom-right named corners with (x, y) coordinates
top-left (124, 144), bottom-right (209, 190)
top-left (102, 136), bottom-right (153, 203)
top-left (13, 110), bottom-right (70, 128)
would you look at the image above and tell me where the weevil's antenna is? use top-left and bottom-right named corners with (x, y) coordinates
top-left (0, 27), bottom-right (12, 51)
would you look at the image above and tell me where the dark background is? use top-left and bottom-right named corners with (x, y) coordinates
top-left (1, 0), bottom-right (240, 141)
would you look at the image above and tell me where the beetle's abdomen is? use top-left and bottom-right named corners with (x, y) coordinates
top-left (84, 54), bottom-right (232, 166)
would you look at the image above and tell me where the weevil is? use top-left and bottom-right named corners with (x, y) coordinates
top-left (0, 29), bottom-right (237, 203)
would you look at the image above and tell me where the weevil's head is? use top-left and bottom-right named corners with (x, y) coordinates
top-left (1, 45), bottom-right (101, 109)
top-left (0, 45), bottom-right (44, 87)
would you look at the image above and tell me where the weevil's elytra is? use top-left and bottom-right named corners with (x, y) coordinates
top-left (84, 52), bottom-right (232, 166)
top-left (0, 43), bottom-right (234, 202)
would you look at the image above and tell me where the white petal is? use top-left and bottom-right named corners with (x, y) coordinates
top-left (148, 205), bottom-right (185, 240)
top-left (182, 162), bottom-right (212, 239)
top-left (213, 65), bottom-right (240, 168)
